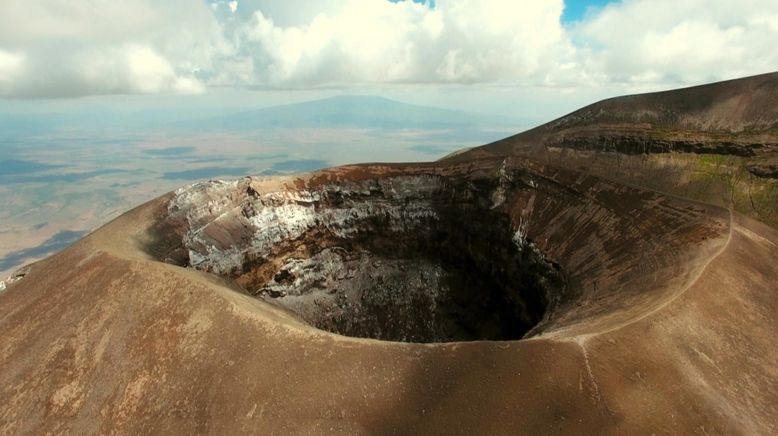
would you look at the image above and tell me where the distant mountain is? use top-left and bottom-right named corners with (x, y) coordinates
top-left (0, 96), bottom-right (536, 139)
top-left (175, 95), bottom-right (529, 132)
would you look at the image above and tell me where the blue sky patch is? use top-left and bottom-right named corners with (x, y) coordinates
top-left (562, 0), bottom-right (614, 23)
top-left (386, 1), bottom-right (611, 22)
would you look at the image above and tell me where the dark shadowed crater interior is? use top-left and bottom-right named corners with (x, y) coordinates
top-left (172, 175), bottom-right (567, 343)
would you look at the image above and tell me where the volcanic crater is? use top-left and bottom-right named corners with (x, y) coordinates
top-left (4, 74), bottom-right (778, 435)
top-left (153, 159), bottom-right (725, 344)
top-left (163, 169), bottom-right (564, 342)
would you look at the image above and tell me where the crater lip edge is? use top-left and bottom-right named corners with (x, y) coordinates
top-left (144, 159), bottom-right (728, 345)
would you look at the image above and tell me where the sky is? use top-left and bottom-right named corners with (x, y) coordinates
top-left (1, 0), bottom-right (777, 120)
top-left (561, 0), bottom-right (612, 22)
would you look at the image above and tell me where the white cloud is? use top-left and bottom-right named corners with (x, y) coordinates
top-left (224, 0), bottom-right (574, 87)
top-left (0, 50), bottom-right (24, 85)
top-left (0, 0), bottom-right (777, 98)
top-left (123, 45), bottom-right (205, 94)
top-left (0, 0), bottom-right (223, 97)
top-left (574, 0), bottom-right (778, 89)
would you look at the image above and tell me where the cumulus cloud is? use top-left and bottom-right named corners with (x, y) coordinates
top-left (0, 0), bottom-right (225, 97)
top-left (573, 0), bottom-right (778, 89)
top-left (222, 0), bottom-right (573, 87)
top-left (0, 50), bottom-right (24, 84)
top-left (0, 0), bottom-right (777, 97)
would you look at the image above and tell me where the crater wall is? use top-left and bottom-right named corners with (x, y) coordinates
top-left (156, 160), bottom-right (728, 342)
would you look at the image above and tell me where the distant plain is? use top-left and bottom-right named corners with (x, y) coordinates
top-left (0, 96), bottom-right (529, 277)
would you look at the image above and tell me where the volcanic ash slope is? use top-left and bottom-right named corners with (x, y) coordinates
top-left (2, 76), bottom-right (778, 435)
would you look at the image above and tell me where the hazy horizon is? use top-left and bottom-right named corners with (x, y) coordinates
top-left (0, 93), bottom-right (532, 276)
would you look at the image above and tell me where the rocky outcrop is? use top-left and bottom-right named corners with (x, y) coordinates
top-left (747, 163), bottom-right (778, 179)
top-left (0, 266), bottom-right (27, 293)
top-left (546, 133), bottom-right (773, 157)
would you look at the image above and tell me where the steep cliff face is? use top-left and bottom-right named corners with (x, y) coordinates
top-left (541, 130), bottom-right (776, 157)
top-left (151, 160), bottom-right (726, 344)
top-left (160, 171), bottom-right (564, 342)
